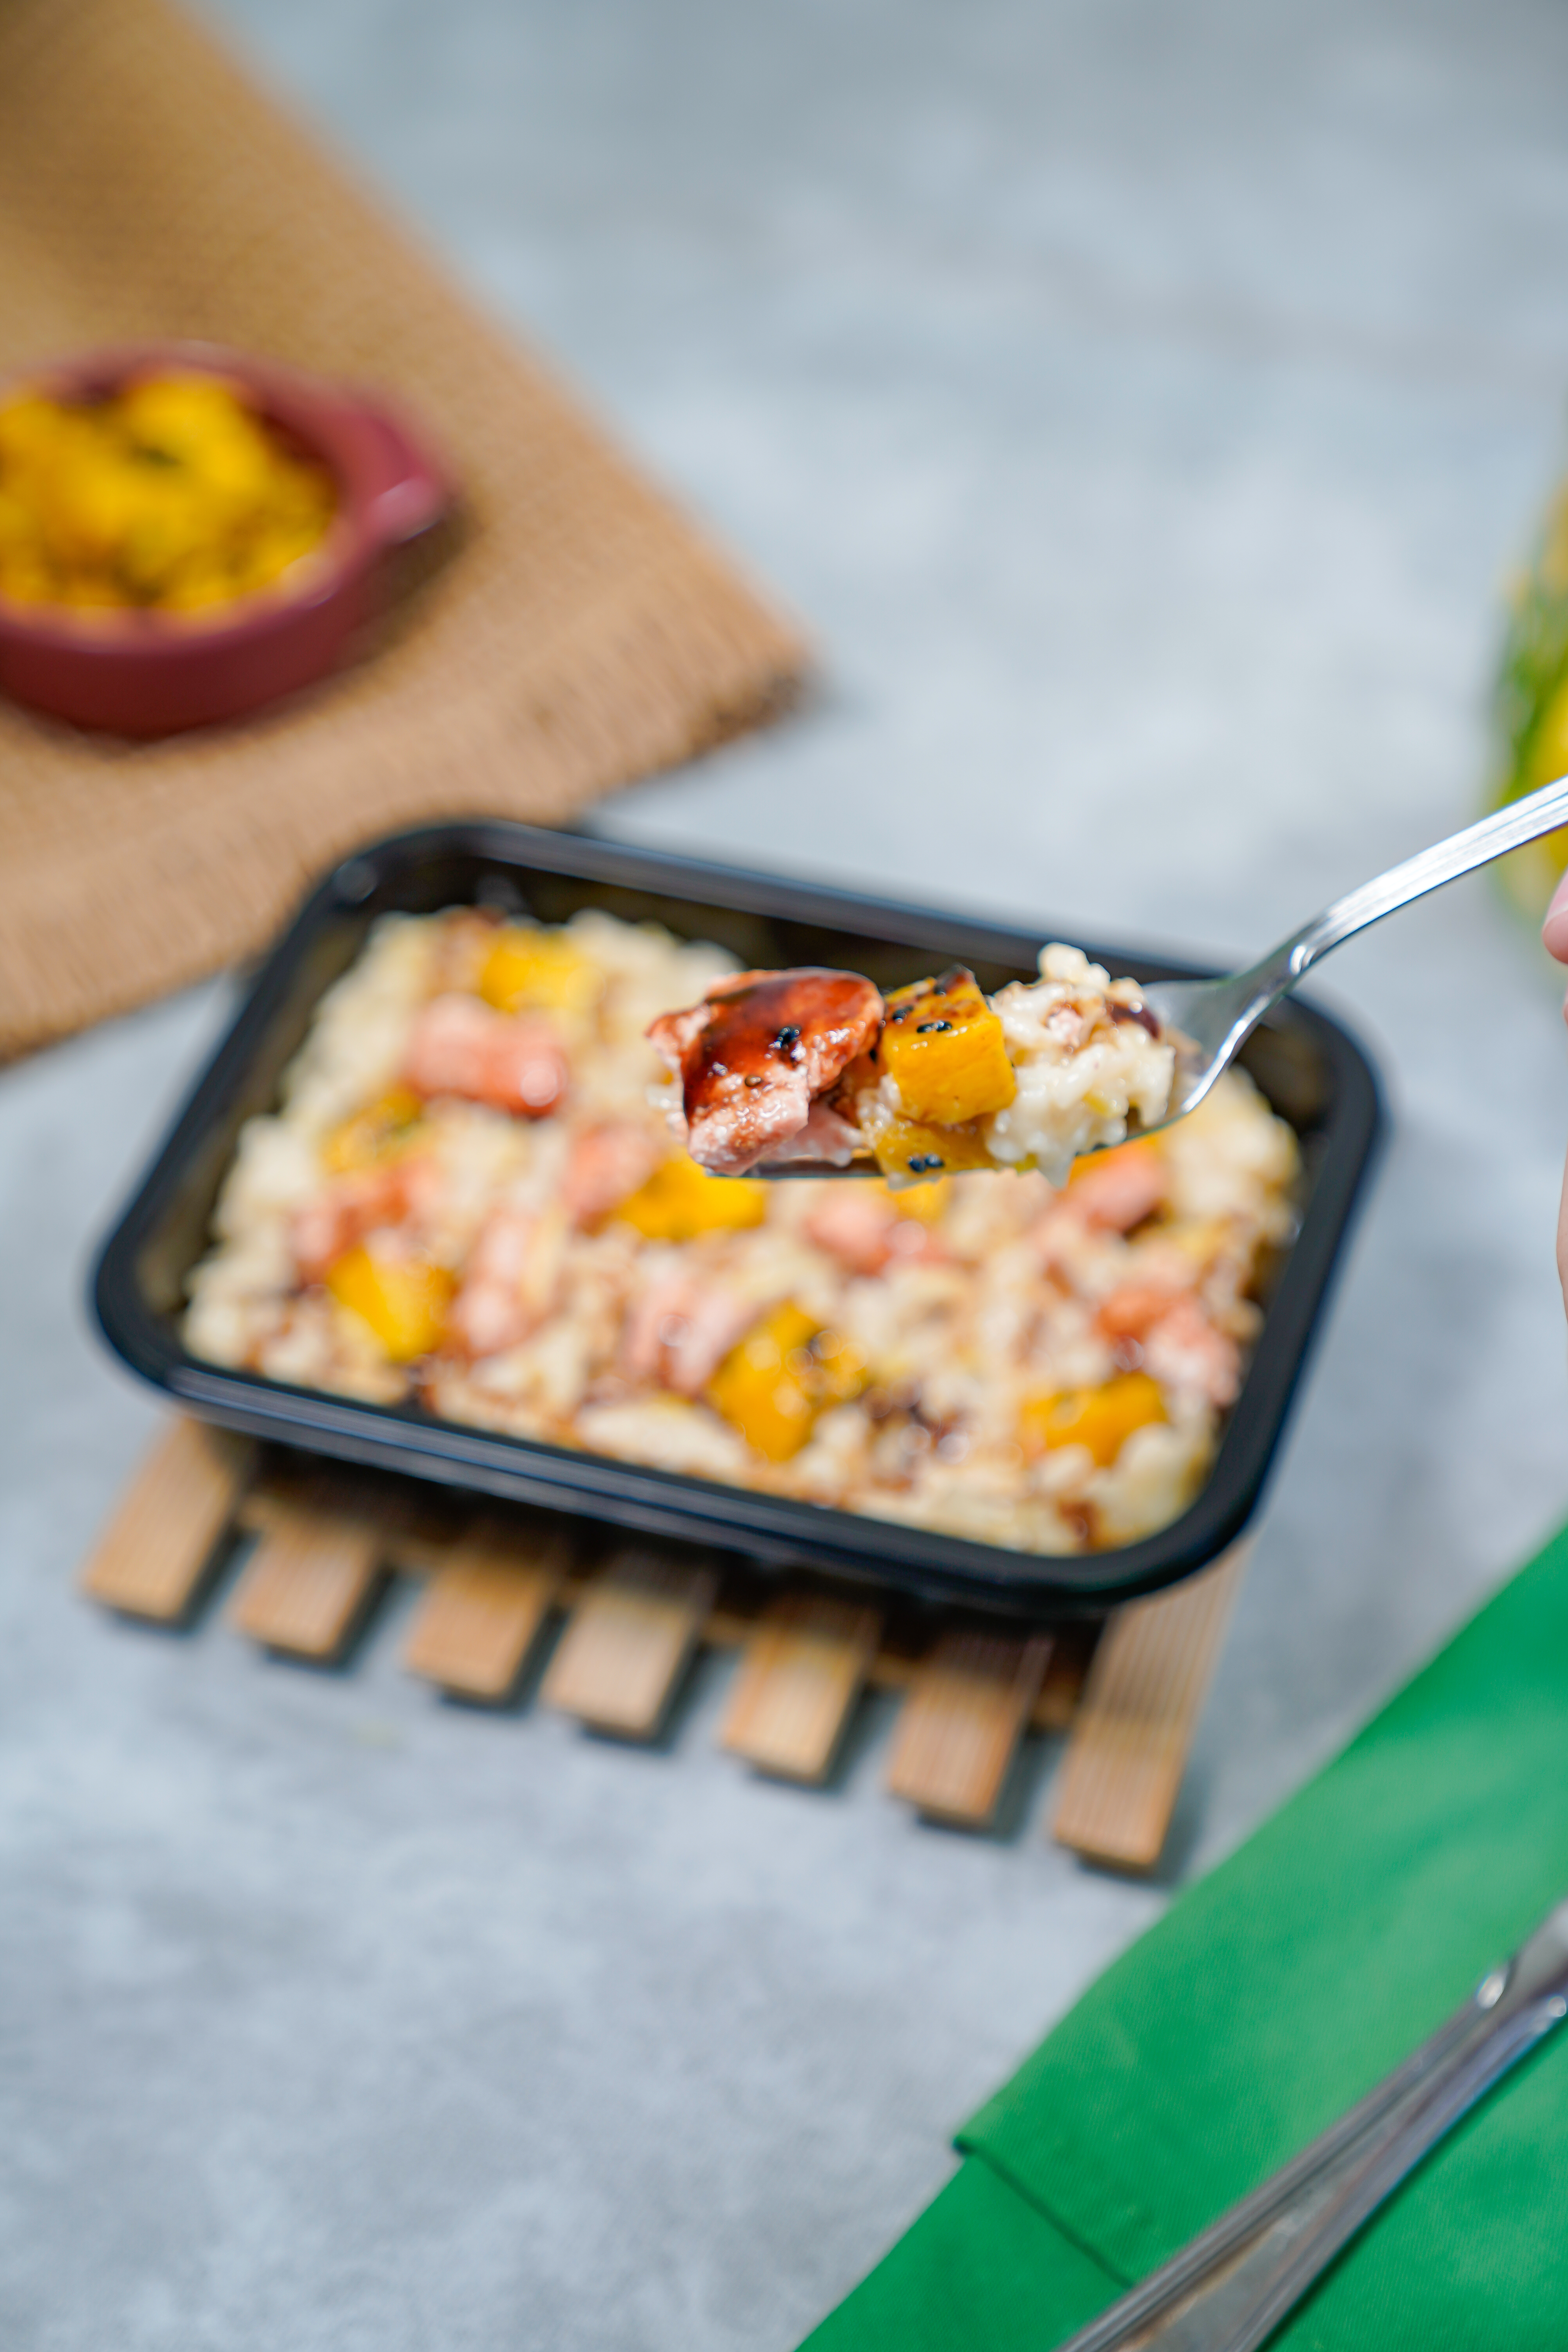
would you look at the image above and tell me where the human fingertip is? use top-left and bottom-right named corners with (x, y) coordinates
top-left (1543, 872), bottom-right (1568, 964)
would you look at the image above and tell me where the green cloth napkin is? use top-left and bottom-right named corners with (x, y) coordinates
top-left (804, 1520), bottom-right (1568, 2351)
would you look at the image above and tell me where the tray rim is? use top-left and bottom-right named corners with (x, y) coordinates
top-left (91, 818), bottom-right (1385, 1616)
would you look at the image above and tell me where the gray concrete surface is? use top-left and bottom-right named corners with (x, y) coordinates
top-left (7, 1), bottom-right (1568, 2344)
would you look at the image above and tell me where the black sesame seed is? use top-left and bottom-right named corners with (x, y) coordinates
top-left (773, 1024), bottom-right (802, 1056)
top-left (907, 1153), bottom-right (944, 1172)
top-left (915, 1019), bottom-right (954, 1034)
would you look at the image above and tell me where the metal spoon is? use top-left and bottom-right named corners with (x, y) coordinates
top-left (757, 770), bottom-right (1568, 1179)
top-left (1047, 1889), bottom-right (1568, 2352)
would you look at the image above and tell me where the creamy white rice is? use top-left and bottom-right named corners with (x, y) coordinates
top-left (843, 943), bottom-right (1176, 1186)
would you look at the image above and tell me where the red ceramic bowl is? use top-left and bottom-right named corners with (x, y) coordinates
top-left (0, 342), bottom-right (449, 737)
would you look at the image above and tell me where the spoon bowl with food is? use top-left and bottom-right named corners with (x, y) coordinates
top-left (652, 772), bottom-right (1568, 1183)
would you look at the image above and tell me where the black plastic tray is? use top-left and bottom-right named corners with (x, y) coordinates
top-left (93, 821), bottom-right (1383, 1615)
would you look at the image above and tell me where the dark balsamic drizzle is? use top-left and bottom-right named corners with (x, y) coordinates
top-left (1108, 1000), bottom-right (1161, 1039)
top-left (660, 968), bottom-right (885, 1150)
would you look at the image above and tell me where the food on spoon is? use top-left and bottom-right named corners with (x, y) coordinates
top-left (650, 946), bottom-right (1176, 1184)
top-left (0, 371), bottom-right (335, 615)
top-left (877, 969), bottom-right (1017, 1124)
top-left (859, 1109), bottom-right (998, 1183)
top-left (184, 905), bottom-right (1299, 1557)
top-left (647, 967), bottom-right (883, 1175)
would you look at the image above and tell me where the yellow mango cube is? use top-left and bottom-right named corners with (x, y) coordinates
top-left (614, 1153), bottom-right (768, 1241)
top-left (706, 1303), bottom-right (822, 1462)
top-left (327, 1245), bottom-right (453, 1361)
top-left (1019, 1372), bottom-right (1166, 1469)
top-left (322, 1086), bottom-right (426, 1175)
top-left (880, 968), bottom-right (1016, 1126)
top-left (806, 1324), bottom-right (871, 1405)
top-left (869, 1114), bottom-right (994, 1185)
top-left (479, 926), bottom-right (604, 1016)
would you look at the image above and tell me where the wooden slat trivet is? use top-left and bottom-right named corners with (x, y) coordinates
top-left (403, 1515), bottom-right (567, 1701)
top-left (885, 1628), bottom-right (1053, 1829)
top-left (78, 1416), bottom-right (250, 1622)
top-left (542, 1551), bottom-right (717, 1739)
top-left (1052, 1542), bottom-right (1252, 1872)
top-left (227, 1486), bottom-right (387, 1661)
top-left (78, 1419), bottom-right (1254, 1852)
top-left (719, 1591), bottom-right (882, 1783)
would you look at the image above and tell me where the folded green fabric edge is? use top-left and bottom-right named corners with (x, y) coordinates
top-left (803, 1517), bottom-right (1568, 2352)
top-left (801, 2155), bottom-right (1123, 2352)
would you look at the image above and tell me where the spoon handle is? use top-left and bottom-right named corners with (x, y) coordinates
top-left (1243, 770), bottom-right (1568, 1004)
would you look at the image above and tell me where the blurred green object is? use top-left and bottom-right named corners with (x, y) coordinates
top-left (1488, 481), bottom-right (1568, 918)
top-left (800, 1514), bottom-right (1568, 2352)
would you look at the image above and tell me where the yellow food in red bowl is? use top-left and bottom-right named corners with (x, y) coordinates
top-left (0, 342), bottom-right (447, 736)
top-left (0, 370), bottom-right (336, 616)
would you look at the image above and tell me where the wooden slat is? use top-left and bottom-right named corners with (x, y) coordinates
top-left (1033, 1619), bottom-right (1102, 1733)
top-left (886, 1627), bottom-right (1053, 1828)
top-left (719, 1592), bottom-right (882, 1783)
top-left (227, 1489), bottom-right (386, 1661)
top-left (1052, 1543), bottom-right (1252, 1871)
top-left (403, 1516), bottom-right (567, 1700)
top-left (238, 1460), bottom-right (446, 1555)
top-left (79, 1417), bottom-right (251, 1622)
top-left (542, 1550), bottom-right (716, 1739)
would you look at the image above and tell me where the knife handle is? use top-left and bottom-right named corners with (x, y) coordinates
top-left (1152, 1994), bottom-right (1566, 2352)
top-left (1052, 1896), bottom-right (1568, 2352)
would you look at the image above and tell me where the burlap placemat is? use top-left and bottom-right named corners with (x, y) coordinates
top-left (0, 0), bottom-right (807, 1060)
